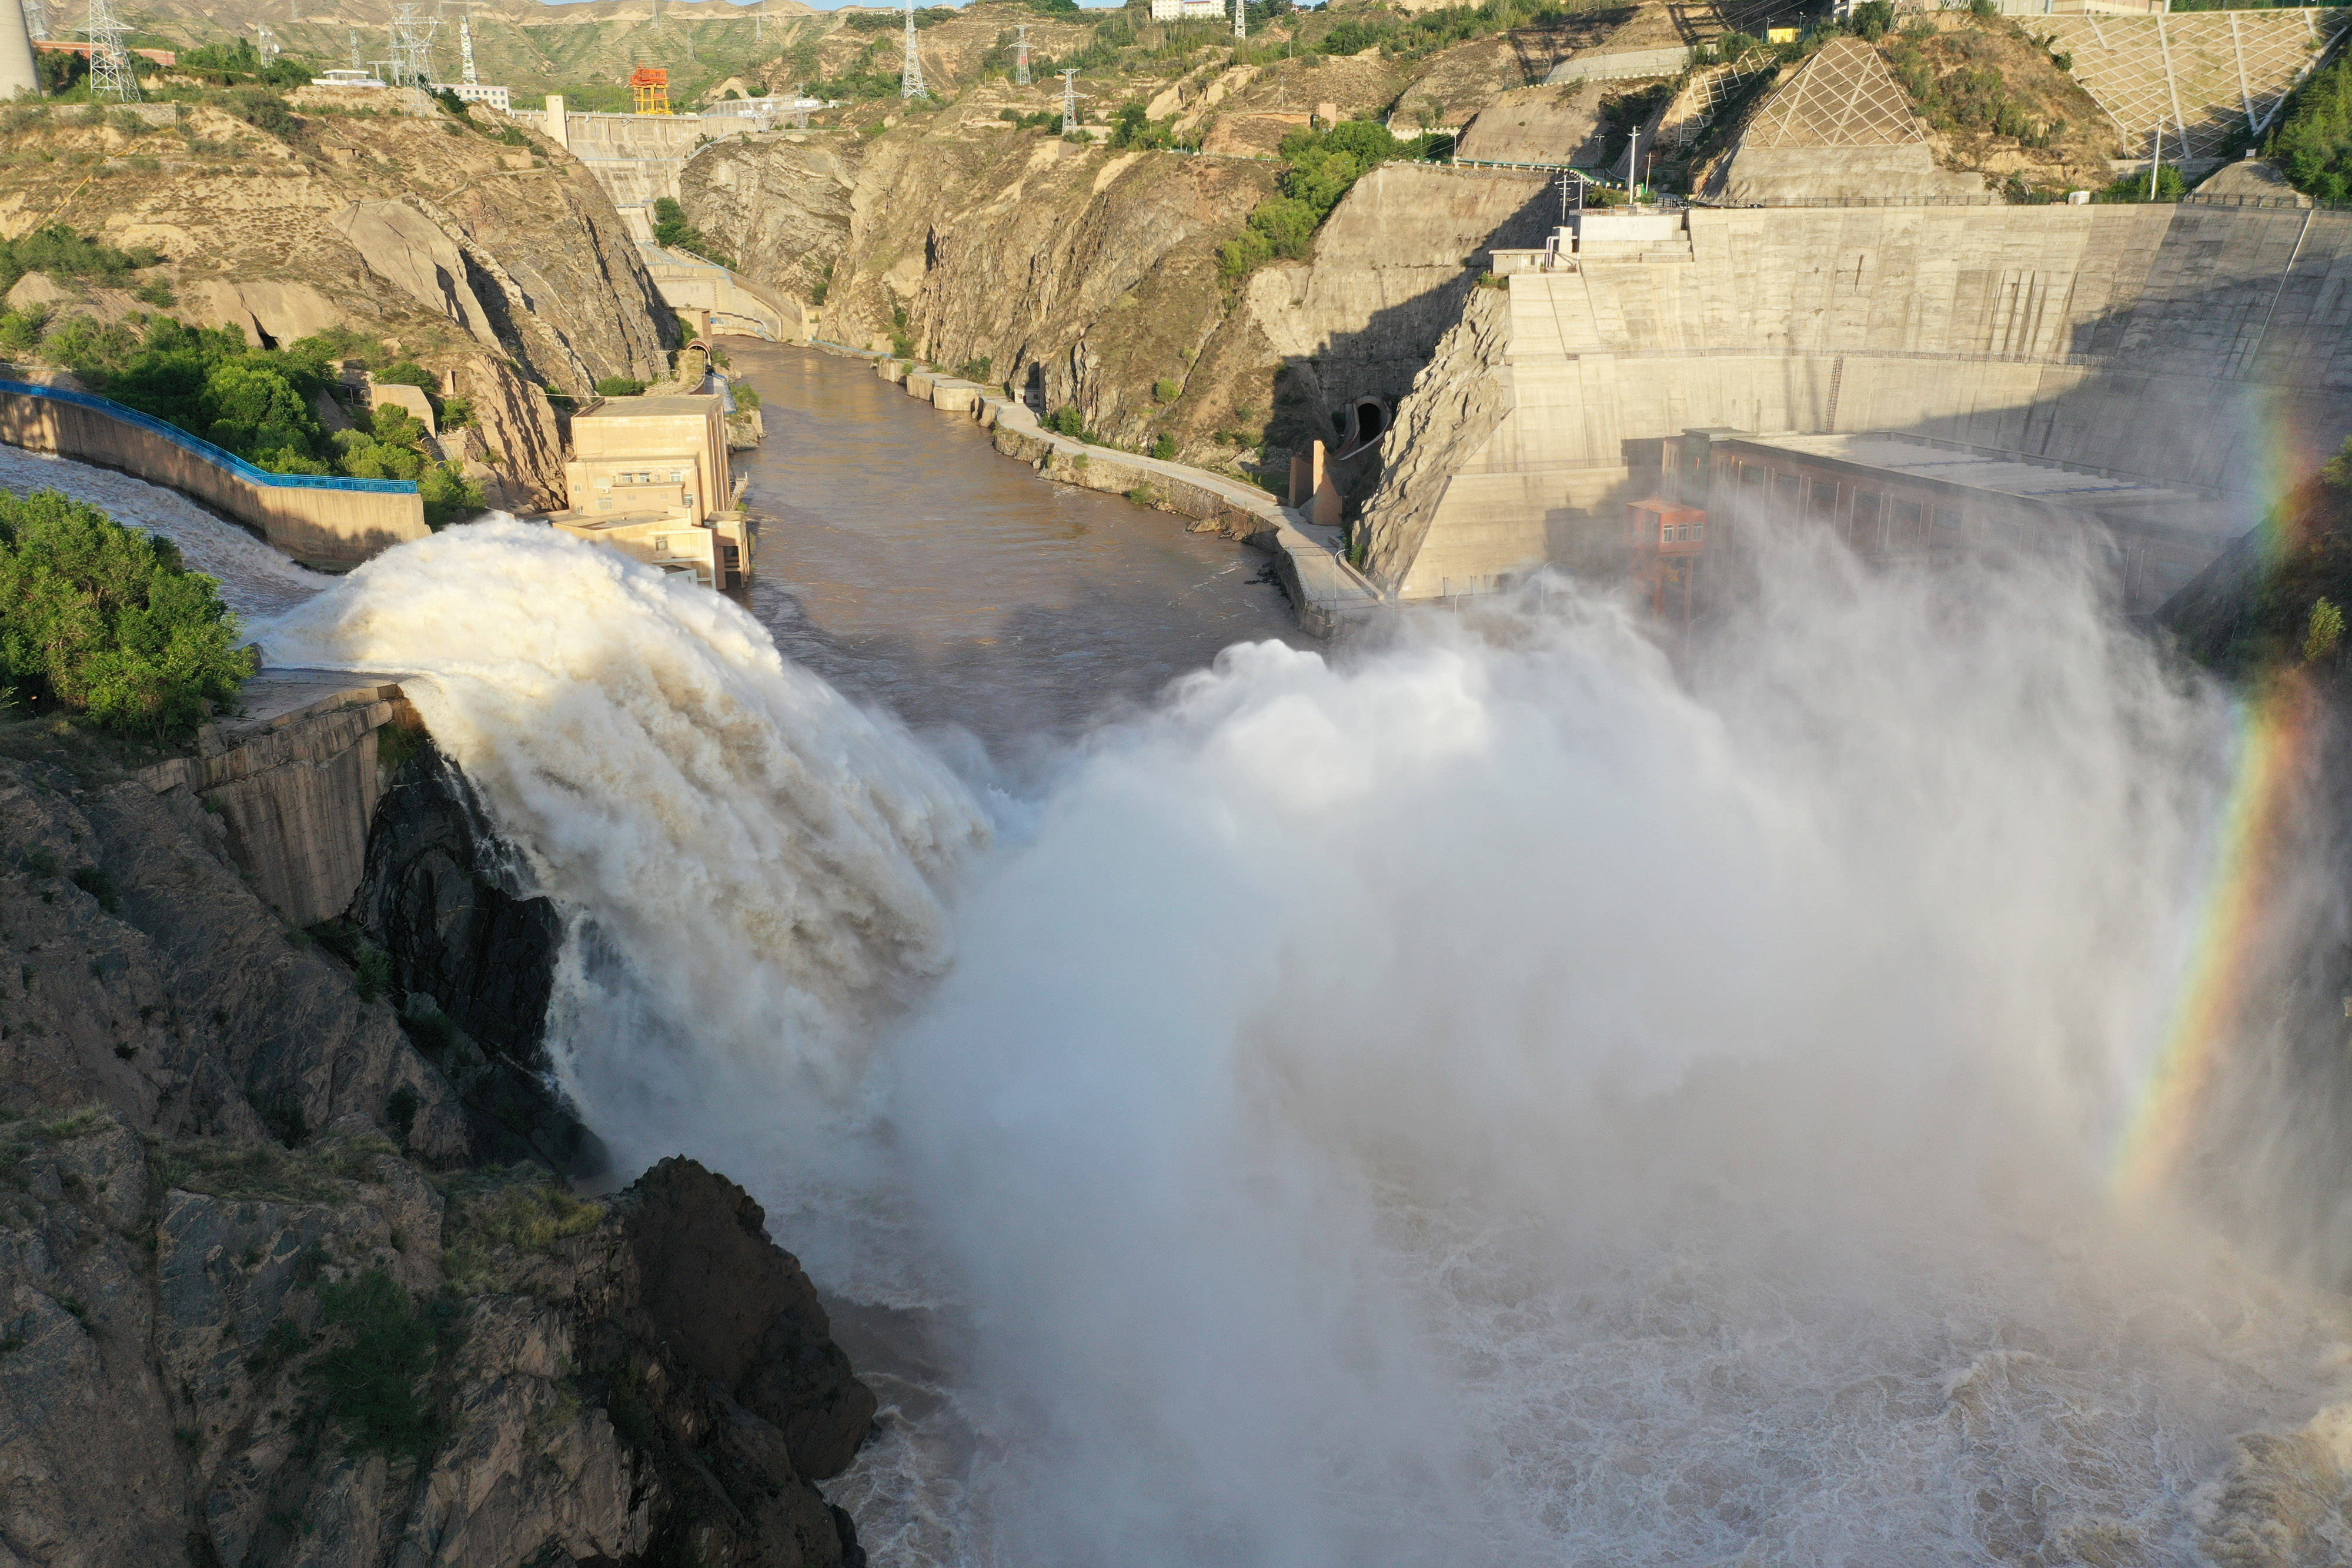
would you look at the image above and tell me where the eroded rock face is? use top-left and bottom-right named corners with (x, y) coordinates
top-left (0, 731), bottom-right (873, 1567)
top-left (680, 127), bottom-right (1548, 474)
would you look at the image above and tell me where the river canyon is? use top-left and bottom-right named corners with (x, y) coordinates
top-left (13, 335), bottom-right (2352, 1566)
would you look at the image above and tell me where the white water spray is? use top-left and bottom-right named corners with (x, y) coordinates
top-left (262, 519), bottom-right (2352, 1566)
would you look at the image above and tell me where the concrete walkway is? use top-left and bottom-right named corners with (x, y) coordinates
top-left (975, 394), bottom-right (1387, 639)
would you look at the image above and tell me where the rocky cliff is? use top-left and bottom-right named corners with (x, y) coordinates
top-left (680, 111), bottom-right (1549, 479)
top-left (0, 96), bottom-right (676, 510)
top-left (0, 717), bottom-right (873, 1567)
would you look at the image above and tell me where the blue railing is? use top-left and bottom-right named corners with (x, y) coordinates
top-left (0, 379), bottom-right (421, 494)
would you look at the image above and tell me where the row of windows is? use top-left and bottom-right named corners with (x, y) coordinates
top-left (1659, 521), bottom-right (1704, 544)
top-left (1723, 460), bottom-right (1960, 543)
top-left (603, 469), bottom-right (689, 487)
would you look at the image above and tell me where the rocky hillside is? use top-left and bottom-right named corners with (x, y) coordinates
top-left (683, 99), bottom-right (1551, 484)
top-left (0, 95), bottom-right (674, 510)
top-left (0, 718), bottom-right (873, 1568)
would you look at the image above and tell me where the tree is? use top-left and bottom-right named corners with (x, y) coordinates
top-left (2274, 50), bottom-right (2352, 203)
top-left (0, 489), bottom-right (252, 737)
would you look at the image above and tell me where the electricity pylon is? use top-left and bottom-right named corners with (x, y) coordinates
top-left (898, 0), bottom-right (923, 98)
top-left (84, 0), bottom-right (139, 101)
top-left (1060, 67), bottom-right (1077, 133)
top-left (1232, 0), bottom-right (1244, 41)
top-left (1013, 22), bottom-right (1029, 85)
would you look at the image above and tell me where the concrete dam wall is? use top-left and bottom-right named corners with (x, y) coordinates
top-left (1362, 202), bottom-right (2352, 599)
top-left (0, 380), bottom-right (429, 569)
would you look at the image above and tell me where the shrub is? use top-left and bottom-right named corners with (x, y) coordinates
top-left (228, 90), bottom-right (298, 136)
top-left (732, 384), bottom-right (761, 412)
top-left (356, 945), bottom-right (392, 1004)
top-left (594, 376), bottom-right (646, 398)
top-left (1150, 432), bottom-right (1178, 460)
top-left (2274, 48), bottom-right (2352, 203)
top-left (956, 356), bottom-right (993, 383)
top-left (418, 463), bottom-right (486, 528)
top-left (1152, 378), bottom-right (1180, 403)
top-left (0, 223), bottom-right (161, 295)
top-left (375, 360), bottom-right (437, 391)
top-left (0, 490), bottom-right (253, 737)
top-left (2306, 597), bottom-right (2344, 663)
top-left (313, 1270), bottom-right (437, 1459)
top-left (437, 396), bottom-right (473, 430)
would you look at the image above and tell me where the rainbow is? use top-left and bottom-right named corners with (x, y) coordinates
top-left (2112, 664), bottom-right (2317, 1199)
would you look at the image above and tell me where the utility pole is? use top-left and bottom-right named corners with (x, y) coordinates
top-left (84, 0), bottom-right (139, 100)
top-left (1061, 66), bottom-right (1077, 133)
top-left (899, 0), bottom-right (923, 98)
top-left (1013, 22), bottom-right (1029, 85)
top-left (2146, 123), bottom-right (2162, 200)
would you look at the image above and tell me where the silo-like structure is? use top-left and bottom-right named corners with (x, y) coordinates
top-left (0, 0), bottom-right (41, 101)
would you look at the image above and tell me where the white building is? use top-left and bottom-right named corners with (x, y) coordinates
top-left (430, 81), bottom-right (512, 112)
top-left (309, 68), bottom-right (385, 88)
top-left (1148, 0), bottom-right (1225, 19)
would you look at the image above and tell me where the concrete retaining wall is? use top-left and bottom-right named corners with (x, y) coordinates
top-left (1364, 203), bottom-right (2352, 597)
top-left (0, 382), bottom-right (428, 569)
top-left (141, 674), bottom-right (412, 927)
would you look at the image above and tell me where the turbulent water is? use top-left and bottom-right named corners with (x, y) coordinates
top-left (0, 446), bottom-right (330, 617)
top-left (249, 512), bottom-right (2352, 1567)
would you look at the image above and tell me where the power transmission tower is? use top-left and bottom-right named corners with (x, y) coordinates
top-left (1232, 0), bottom-right (1244, 42)
top-left (1013, 22), bottom-right (1028, 85)
top-left (753, 0), bottom-right (763, 45)
top-left (83, 0), bottom-right (140, 100)
top-left (348, 26), bottom-right (360, 70)
top-left (455, 0), bottom-right (477, 84)
top-left (255, 22), bottom-right (276, 58)
top-left (791, 80), bottom-right (807, 128)
top-left (387, 4), bottom-right (439, 112)
top-left (1060, 66), bottom-right (1076, 133)
top-left (898, 0), bottom-right (923, 99)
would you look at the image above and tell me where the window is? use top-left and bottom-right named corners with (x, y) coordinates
top-left (1741, 464), bottom-right (1763, 487)
top-left (1773, 472), bottom-right (1800, 511)
top-left (1895, 500), bottom-right (1925, 546)
top-left (1809, 480), bottom-right (1839, 519)
top-left (1850, 489), bottom-right (1881, 550)
top-left (1693, 521), bottom-right (1705, 543)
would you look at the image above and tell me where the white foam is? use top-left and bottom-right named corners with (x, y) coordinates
top-left (252, 510), bottom-right (2352, 1566)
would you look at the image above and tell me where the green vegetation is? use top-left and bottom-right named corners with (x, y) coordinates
top-left (441, 1174), bottom-right (606, 1292)
top-left (0, 315), bottom-right (484, 524)
top-left (651, 196), bottom-right (731, 267)
top-left (313, 1270), bottom-right (438, 1459)
top-left (1150, 432), bottom-right (1179, 461)
top-left (2092, 165), bottom-right (2186, 202)
top-left (178, 38), bottom-right (316, 89)
top-left (0, 490), bottom-right (252, 737)
top-left (594, 376), bottom-right (647, 397)
top-left (1220, 120), bottom-right (1448, 276)
top-left (2304, 596), bottom-right (2344, 663)
top-left (2273, 48), bottom-right (2352, 203)
top-left (0, 223), bottom-right (162, 297)
top-left (1886, 28), bottom-right (2067, 146)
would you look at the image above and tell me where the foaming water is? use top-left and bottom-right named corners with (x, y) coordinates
top-left (261, 516), bottom-right (2352, 1566)
top-left (0, 445), bottom-right (331, 617)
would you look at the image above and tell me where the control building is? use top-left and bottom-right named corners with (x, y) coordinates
top-left (548, 392), bottom-right (752, 588)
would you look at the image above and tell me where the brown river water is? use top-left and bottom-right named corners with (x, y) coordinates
top-left (723, 339), bottom-right (1299, 763)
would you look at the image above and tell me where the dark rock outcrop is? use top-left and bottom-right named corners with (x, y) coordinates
top-left (0, 726), bottom-right (873, 1567)
top-left (350, 743), bottom-right (559, 1061)
top-left (347, 738), bottom-right (602, 1176)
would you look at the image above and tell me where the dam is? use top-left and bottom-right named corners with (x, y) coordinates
top-left (1362, 199), bottom-right (2352, 603)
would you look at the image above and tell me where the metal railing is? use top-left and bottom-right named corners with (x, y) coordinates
top-left (0, 380), bottom-right (420, 494)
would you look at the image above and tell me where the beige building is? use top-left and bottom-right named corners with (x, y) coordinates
top-left (550, 393), bottom-right (753, 588)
